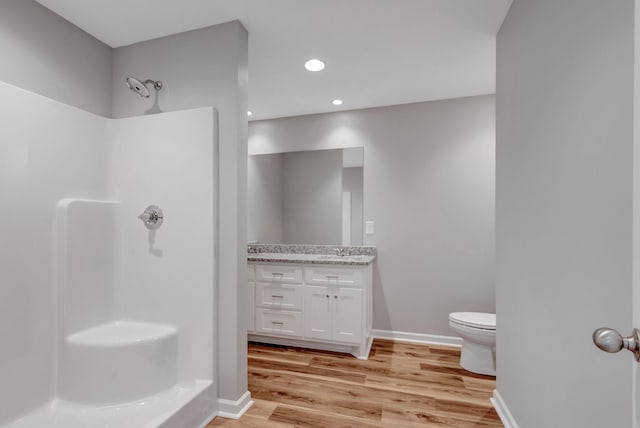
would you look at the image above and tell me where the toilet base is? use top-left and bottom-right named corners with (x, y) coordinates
top-left (460, 340), bottom-right (496, 376)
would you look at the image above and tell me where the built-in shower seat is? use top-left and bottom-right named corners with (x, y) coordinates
top-left (60, 320), bottom-right (178, 404)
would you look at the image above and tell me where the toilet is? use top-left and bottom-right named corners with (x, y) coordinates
top-left (448, 312), bottom-right (496, 376)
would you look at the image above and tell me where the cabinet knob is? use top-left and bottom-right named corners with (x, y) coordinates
top-left (334, 295), bottom-right (338, 299)
top-left (326, 294), bottom-right (330, 298)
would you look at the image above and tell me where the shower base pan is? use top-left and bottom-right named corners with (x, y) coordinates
top-left (4, 380), bottom-right (213, 428)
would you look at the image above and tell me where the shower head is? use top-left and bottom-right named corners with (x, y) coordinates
top-left (126, 77), bottom-right (163, 98)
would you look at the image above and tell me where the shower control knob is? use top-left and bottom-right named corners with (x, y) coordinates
top-left (593, 327), bottom-right (640, 361)
top-left (138, 205), bottom-right (164, 230)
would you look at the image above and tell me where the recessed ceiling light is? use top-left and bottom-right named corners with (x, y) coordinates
top-left (247, 111), bottom-right (253, 116)
top-left (304, 59), bottom-right (325, 72)
top-left (332, 99), bottom-right (343, 106)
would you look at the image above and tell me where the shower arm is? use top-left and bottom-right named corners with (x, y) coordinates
top-left (144, 79), bottom-right (163, 91)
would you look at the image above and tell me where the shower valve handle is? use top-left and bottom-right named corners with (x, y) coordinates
top-left (138, 205), bottom-right (164, 230)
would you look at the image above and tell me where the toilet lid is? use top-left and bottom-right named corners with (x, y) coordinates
top-left (449, 312), bottom-right (496, 330)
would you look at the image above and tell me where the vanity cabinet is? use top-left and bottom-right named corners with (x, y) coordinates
top-left (247, 261), bottom-right (373, 359)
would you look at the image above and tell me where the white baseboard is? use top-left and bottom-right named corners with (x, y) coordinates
top-left (371, 329), bottom-right (462, 347)
top-left (491, 389), bottom-right (519, 428)
top-left (195, 408), bottom-right (219, 428)
top-left (216, 391), bottom-right (253, 419)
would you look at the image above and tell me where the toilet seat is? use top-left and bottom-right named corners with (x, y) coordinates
top-left (449, 312), bottom-right (496, 330)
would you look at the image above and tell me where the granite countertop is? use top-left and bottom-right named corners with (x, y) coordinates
top-left (247, 244), bottom-right (377, 265)
top-left (247, 252), bottom-right (375, 266)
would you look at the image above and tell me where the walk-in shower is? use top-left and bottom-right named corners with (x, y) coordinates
top-left (0, 81), bottom-right (217, 428)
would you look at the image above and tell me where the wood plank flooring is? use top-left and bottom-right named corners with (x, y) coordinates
top-left (208, 339), bottom-right (503, 427)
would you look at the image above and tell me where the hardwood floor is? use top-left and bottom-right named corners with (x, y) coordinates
top-left (208, 339), bottom-right (503, 427)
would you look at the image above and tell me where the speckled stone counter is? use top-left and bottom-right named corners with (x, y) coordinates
top-left (247, 244), bottom-right (376, 266)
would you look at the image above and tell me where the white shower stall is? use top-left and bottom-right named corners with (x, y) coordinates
top-left (0, 81), bottom-right (218, 427)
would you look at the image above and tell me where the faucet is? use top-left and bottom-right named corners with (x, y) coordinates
top-left (334, 247), bottom-right (351, 257)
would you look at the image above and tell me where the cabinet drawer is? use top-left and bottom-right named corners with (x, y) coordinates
top-left (256, 264), bottom-right (303, 283)
top-left (256, 283), bottom-right (303, 310)
top-left (255, 308), bottom-right (302, 337)
top-left (305, 266), bottom-right (363, 287)
top-left (247, 264), bottom-right (255, 281)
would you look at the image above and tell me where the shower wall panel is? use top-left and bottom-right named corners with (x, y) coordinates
top-left (57, 199), bottom-right (120, 336)
top-left (0, 81), bottom-right (109, 424)
top-left (107, 107), bottom-right (216, 384)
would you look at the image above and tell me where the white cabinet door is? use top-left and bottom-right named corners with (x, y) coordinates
top-left (304, 286), bottom-right (333, 341)
top-left (332, 288), bottom-right (363, 344)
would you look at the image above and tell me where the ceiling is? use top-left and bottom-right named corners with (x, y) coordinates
top-left (34, 0), bottom-right (512, 121)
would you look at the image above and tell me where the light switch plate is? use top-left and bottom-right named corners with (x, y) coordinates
top-left (365, 221), bottom-right (375, 235)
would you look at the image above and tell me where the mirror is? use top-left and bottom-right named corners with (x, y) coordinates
top-left (248, 147), bottom-right (363, 245)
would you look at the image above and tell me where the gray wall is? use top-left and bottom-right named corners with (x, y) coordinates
top-left (0, 0), bottom-right (112, 116)
top-left (112, 21), bottom-right (249, 402)
top-left (496, 1), bottom-right (633, 427)
top-left (343, 167), bottom-right (364, 245)
top-left (249, 95), bottom-right (495, 335)
top-left (282, 150), bottom-right (343, 245)
top-left (248, 153), bottom-right (284, 243)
